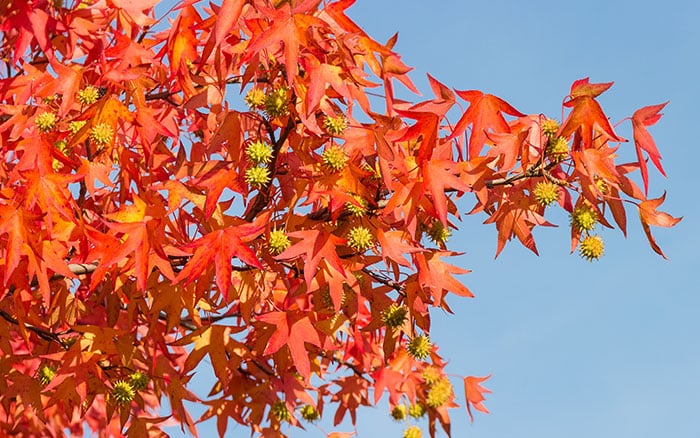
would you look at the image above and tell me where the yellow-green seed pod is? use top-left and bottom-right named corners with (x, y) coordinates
top-left (322, 145), bottom-right (348, 172)
top-left (35, 112), bottom-right (57, 133)
top-left (77, 86), bottom-right (100, 105)
top-left (403, 426), bottom-right (423, 438)
top-left (90, 123), bottom-right (114, 146)
top-left (533, 181), bottom-right (560, 207)
top-left (578, 234), bottom-right (604, 261)
top-left (244, 166), bottom-right (271, 188)
top-left (112, 380), bottom-right (136, 405)
top-left (346, 226), bottom-right (373, 252)
top-left (407, 335), bottom-right (431, 360)
top-left (390, 404), bottom-right (407, 421)
top-left (300, 404), bottom-right (320, 422)
top-left (571, 204), bottom-right (598, 232)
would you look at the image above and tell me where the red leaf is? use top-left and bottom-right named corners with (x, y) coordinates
top-left (256, 311), bottom-right (289, 355)
top-left (376, 229), bottom-right (422, 268)
top-left (560, 92), bottom-right (623, 150)
top-left (451, 90), bottom-right (524, 159)
top-left (275, 229), bottom-right (346, 288)
top-left (327, 433), bottom-right (355, 438)
top-left (213, 0), bottom-right (245, 46)
top-left (569, 77), bottom-right (614, 99)
top-left (638, 192), bottom-right (682, 259)
top-left (243, 6), bottom-right (322, 84)
top-left (176, 216), bottom-right (267, 299)
top-left (485, 198), bottom-right (555, 257)
top-left (201, 0), bottom-right (245, 64)
top-left (632, 102), bottom-right (668, 194)
top-left (464, 375), bottom-right (492, 421)
top-left (395, 108), bottom-right (439, 164)
top-left (484, 129), bottom-right (529, 171)
top-left (416, 251), bottom-right (473, 305)
top-left (110, 0), bottom-right (159, 26)
top-left (422, 159), bottom-right (472, 225)
top-left (257, 312), bottom-right (321, 378)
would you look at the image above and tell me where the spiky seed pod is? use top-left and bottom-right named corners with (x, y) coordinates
top-left (323, 115), bottom-right (347, 136)
top-left (571, 204), bottom-right (598, 232)
top-left (319, 286), bottom-right (334, 309)
top-left (128, 371), bottom-right (149, 391)
top-left (390, 404), bottom-right (407, 421)
top-left (426, 377), bottom-right (453, 408)
top-left (300, 404), bottom-right (319, 422)
top-left (42, 94), bottom-right (58, 103)
top-left (546, 136), bottom-right (569, 161)
top-left (381, 303), bottom-right (408, 329)
top-left (35, 112), bottom-right (57, 133)
top-left (89, 123), bottom-right (114, 146)
top-left (345, 195), bottom-right (368, 217)
top-left (112, 380), bottom-right (136, 405)
top-left (54, 140), bottom-right (68, 153)
top-left (68, 120), bottom-right (86, 134)
top-left (264, 87), bottom-right (289, 118)
top-left (408, 403), bottom-right (426, 419)
top-left (245, 88), bottom-right (266, 109)
top-left (427, 220), bottom-right (451, 245)
top-left (244, 166), bottom-right (271, 188)
top-left (272, 401), bottom-right (291, 422)
top-left (319, 286), bottom-right (349, 309)
top-left (421, 367), bottom-right (441, 386)
top-left (540, 118), bottom-right (560, 137)
top-left (407, 335), bottom-right (431, 360)
top-left (268, 229), bottom-right (291, 255)
top-left (595, 177), bottom-right (609, 195)
top-left (322, 145), bottom-right (348, 172)
top-left (533, 181), bottom-right (560, 207)
top-left (347, 226), bottom-right (373, 252)
top-left (76, 86), bottom-right (100, 105)
top-left (246, 140), bottom-right (273, 164)
top-left (38, 365), bottom-right (56, 385)
top-left (403, 426), bottom-right (423, 438)
top-left (579, 234), bottom-right (604, 261)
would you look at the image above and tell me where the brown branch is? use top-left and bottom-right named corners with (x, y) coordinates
top-left (484, 159), bottom-right (564, 189)
top-left (362, 268), bottom-right (406, 297)
top-left (0, 308), bottom-right (66, 345)
top-left (319, 351), bottom-right (374, 383)
top-left (144, 76), bottom-right (269, 102)
top-left (65, 262), bottom-right (98, 276)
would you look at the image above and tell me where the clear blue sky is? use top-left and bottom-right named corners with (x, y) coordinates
top-left (165, 1), bottom-right (700, 436)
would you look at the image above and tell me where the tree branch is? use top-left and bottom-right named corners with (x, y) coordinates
top-left (484, 159), bottom-right (565, 188)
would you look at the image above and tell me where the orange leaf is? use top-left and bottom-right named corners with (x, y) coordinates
top-left (416, 251), bottom-right (473, 305)
top-left (638, 192), bottom-right (682, 259)
top-left (632, 102), bottom-right (668, 194)
top-left (569, 77), bottom-right (613, 98)
top-left (451, 90), bottom-right (524, 160)
top-left (276, 229), bottom-right (346, 288)
top-left (256, 312), bottom-right (321, 378)
top-left (422, 159), bottom-right (472, 225)
top-left (464, 375), bottom-right (492, 422)
top-left (176, 216), bottom-right (267, 299)
top-left (560, 94), bottom-right (623, 150)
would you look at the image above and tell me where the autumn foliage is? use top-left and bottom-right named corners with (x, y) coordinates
top-left (0, 0), bottom-right (680, 436)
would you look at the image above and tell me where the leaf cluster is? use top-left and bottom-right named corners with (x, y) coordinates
top-left (0, 0), bottom-right (678, 436)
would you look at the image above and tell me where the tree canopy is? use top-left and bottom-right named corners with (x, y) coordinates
top-left (0, 0), bottom-right (679, 436)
